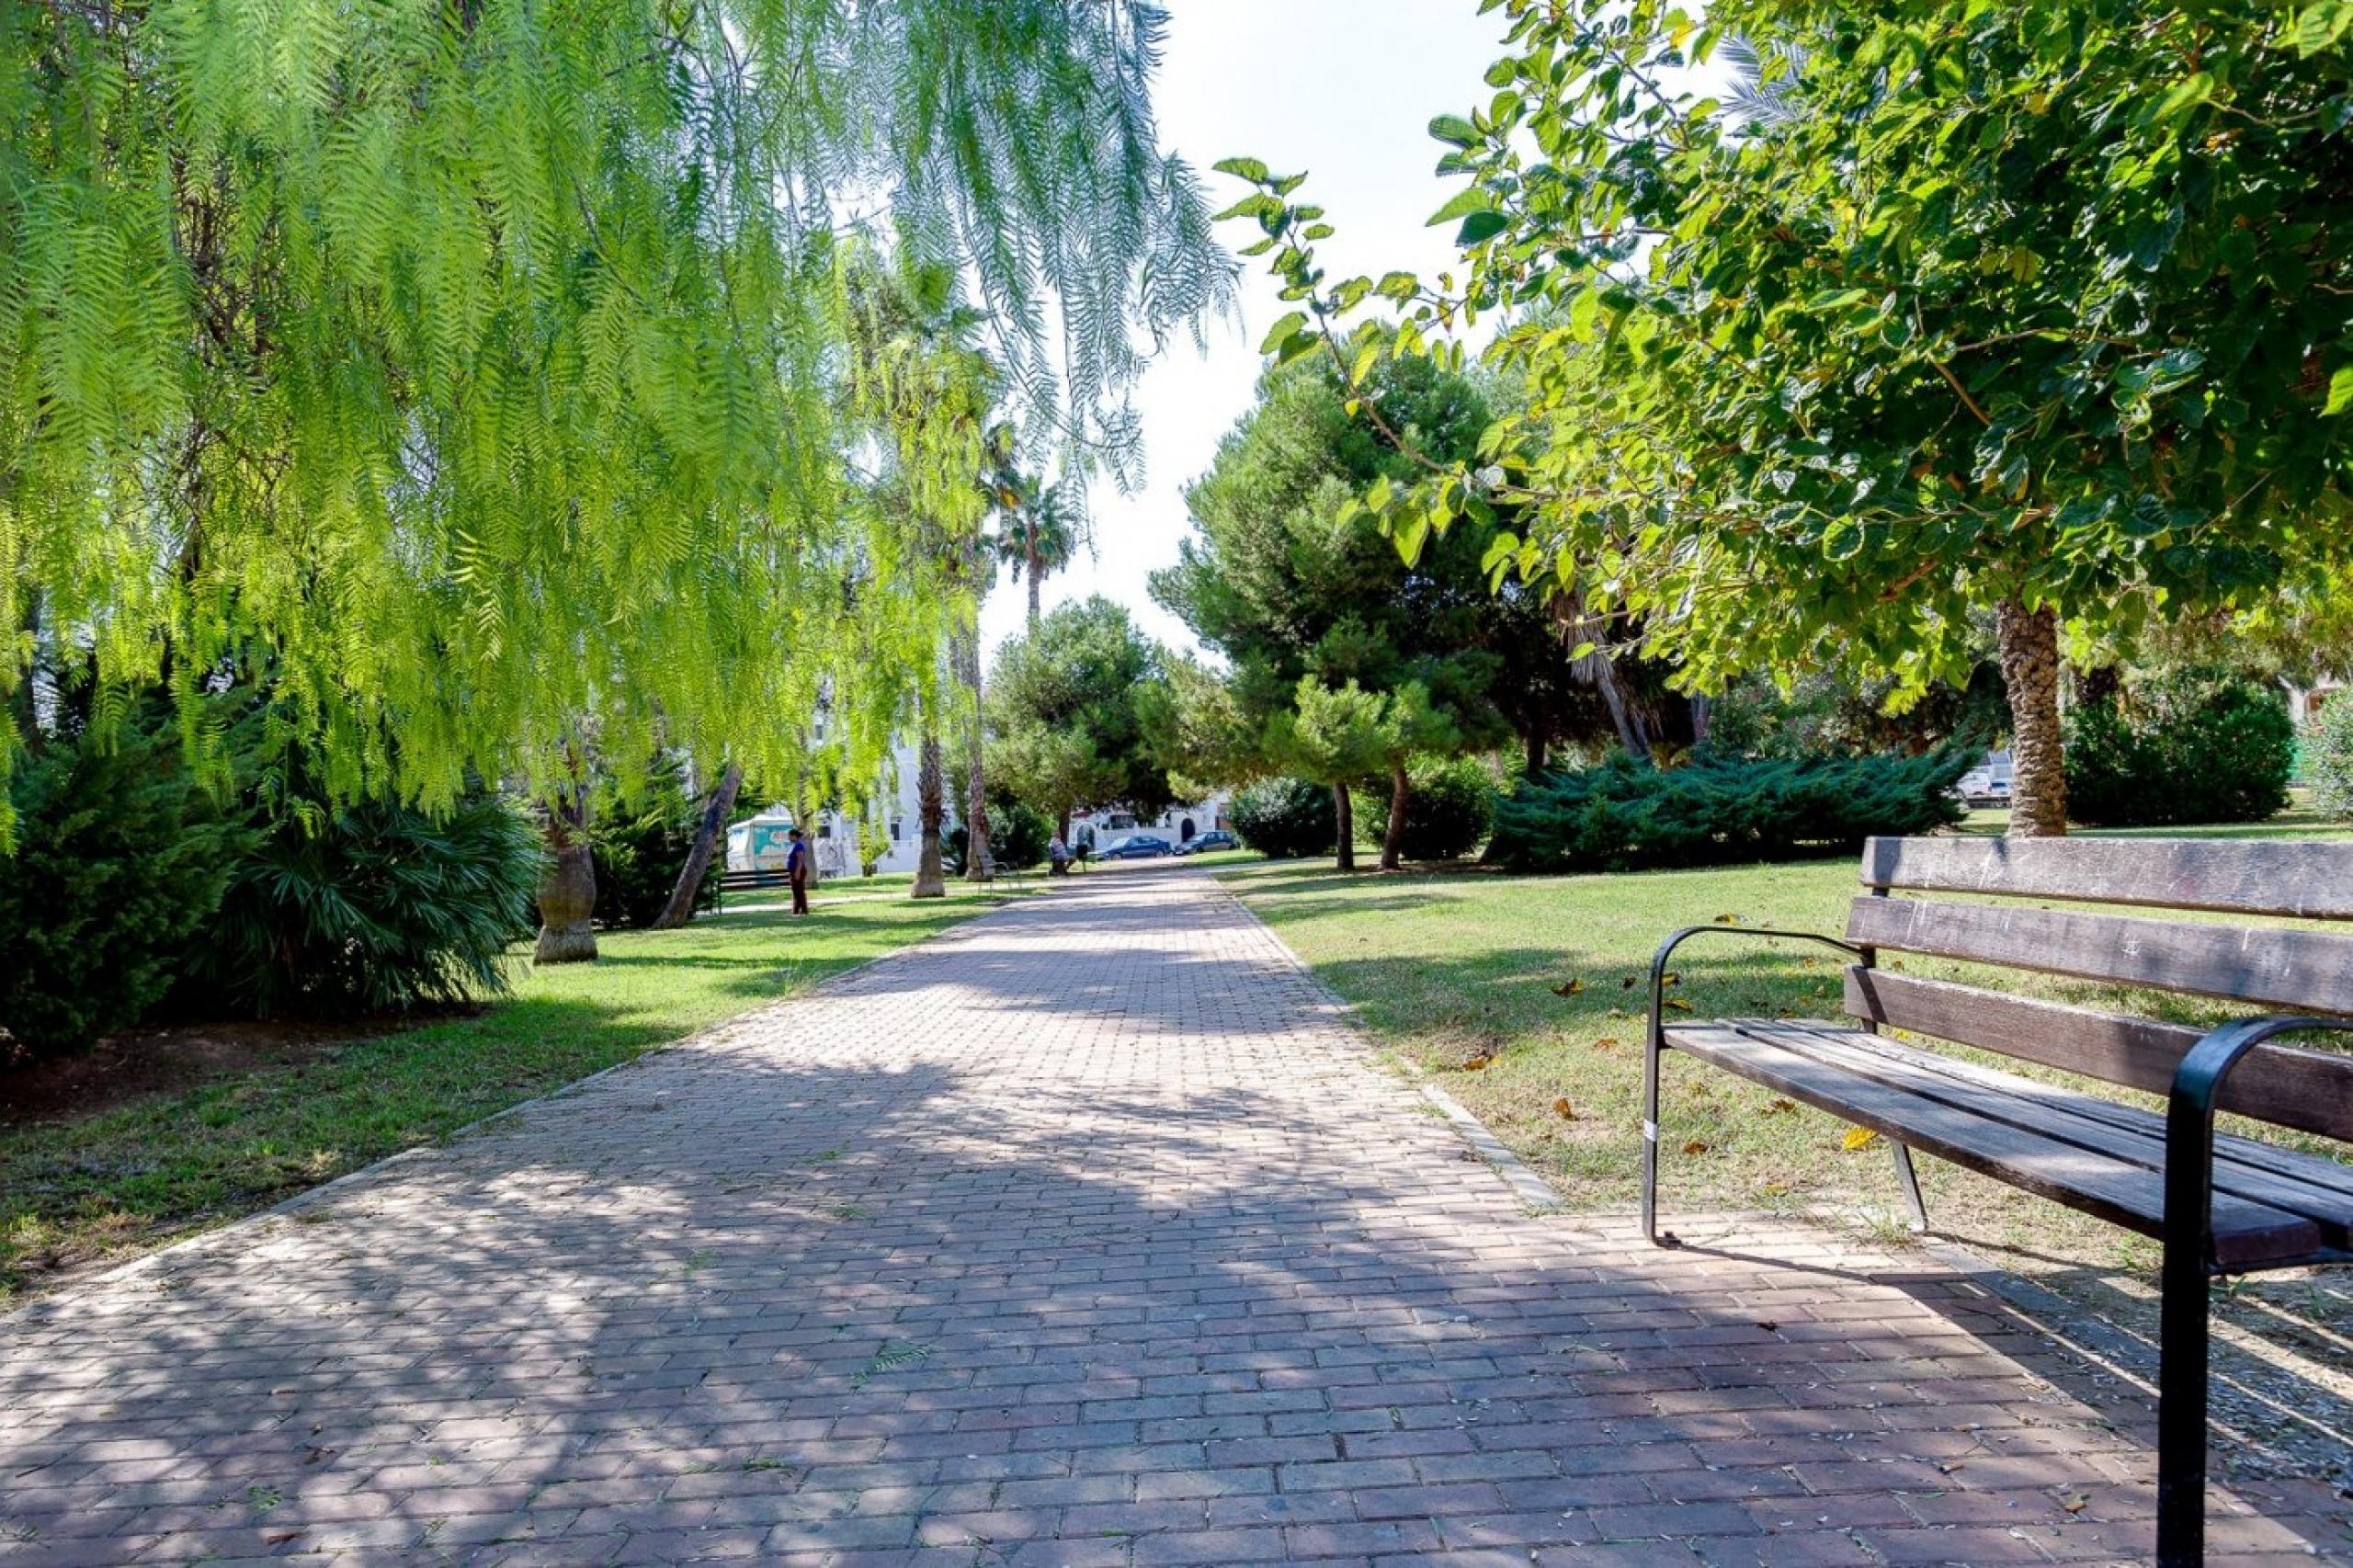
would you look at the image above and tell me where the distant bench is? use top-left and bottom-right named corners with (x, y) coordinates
top-left (1643, 835), bottom-right (2353, 1566)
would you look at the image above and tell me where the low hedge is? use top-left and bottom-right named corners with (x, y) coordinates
top-left (1484, 749), bottom-right (1971, 874)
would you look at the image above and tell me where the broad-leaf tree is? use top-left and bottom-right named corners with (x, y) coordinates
top-left (989, 597), bottom-right (1175, 838)
top-left (0, 0), bottom-right (1226, 841)
top-left (1221, 0), bottom-right (2353, 835)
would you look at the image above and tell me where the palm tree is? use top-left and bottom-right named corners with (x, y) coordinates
top-left (985, 430), bottom-right (1083, 628)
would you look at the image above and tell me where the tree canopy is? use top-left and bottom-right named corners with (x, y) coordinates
top-left (1, 0), bottom-right (1226, 839)
top-left (987, 597), bottom-right (1174, 835)
top-left (1220, 0), bottom-right (2353, 834)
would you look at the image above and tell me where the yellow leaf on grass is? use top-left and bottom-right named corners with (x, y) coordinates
top-left (1682, 1140), bottom-right (1712, 1155)
top-left (1551, 978), bottom-right (1585, 997)
top-left (1713, 913), bottom-right (1740, 924)
top-left (1843, 1127), bottom-right (1881, 1152)
top-left (1552, 1096), bottom-right (1578, 1120)
top-left (1592, 1037), bottom-right (1620, 1052)
top-left (1763, 1098), bottom-right (1798, 1116)
top-left (1662, 997), bottom-right (1693, 1013)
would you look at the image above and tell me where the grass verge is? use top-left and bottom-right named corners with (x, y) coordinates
top-left (1215, 824), bottom-right (2350, 1261)
top-left (1, 883), bottom-right (1023, 1304)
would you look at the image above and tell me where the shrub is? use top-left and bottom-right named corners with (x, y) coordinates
top-left (1230, 776), bottom-right (1337, 860)
top-left (2310, 696), bottom-right (2353, 822)
top-left (947, 800), bottom-right (1053, 872)
top-left (188, 787), bottom-right (545, 1017)
top-left (591, 756), bottom-right (718, 928)
top-left (0, 727), bottom-right (247, 1058)
top-left (2064, 668), bottom-right (2294, 827)
top-left (1358, 757), bottom-right (1496, 860)
top-left (1484, 749), bottom-right (1971, 874)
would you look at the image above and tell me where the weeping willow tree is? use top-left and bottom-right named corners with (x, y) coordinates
top-left (0, 0), bottom-right (1225, 843)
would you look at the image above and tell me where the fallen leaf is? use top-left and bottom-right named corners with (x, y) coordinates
top-left (1550, 978), bottom-right (1585, 997)
top-left (1592, 1037), bottom-right (1620, 1052)
top-left (1661, 971), bottom-right (1680, 987)
top-left (1552, 1097), bottom-right (1578, 1120)
top-left (1764, 1098), bottom-right (1798, 1116)
top-left (1799, 956), bottom-right (1819, 969)
top-left (1620, 975), bottom-right (1638, 989)
top-left (1755, 1319), bottom-right (1779, 1332)
top-left (1662, 998), bottom-right (1693, 1013)
top-left (1842, 1127), bottom-right (1881, 1152)
top-left (1460, 1051), bottom-right (1495, 1071)
top-left (2063, 1494), bottom-right (2088, 1514)
top-left (1681, 1139), bottom-right (1712, 1155)
top-left (1713, 913), bottom-right (1741, 925)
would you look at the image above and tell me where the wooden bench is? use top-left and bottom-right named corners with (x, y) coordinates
top-left (1644, 835), bottom-right (2353, 1566)
top-left (715, 868), bottom-right (792, 908)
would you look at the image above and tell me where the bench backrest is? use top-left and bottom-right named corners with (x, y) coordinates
top-left (1842, 836), bottom-right (2353, 1142)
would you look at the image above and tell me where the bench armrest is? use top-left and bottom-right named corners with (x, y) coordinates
top-left (2166, 1015), bottom-right (2353, 1273)
top-left (1646, 926), bottom-right (1867, 1052)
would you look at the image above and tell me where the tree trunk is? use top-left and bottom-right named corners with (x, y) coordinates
top-left (652, 759), bottom-right (743, 930)
top-left (535, 790), bottom-right (598, 963)
top-left (1552, 588), bottom-right (1651, 761)
top-left (1689, 693), bottom-right (1712, 748)
top-left (961, 628), bottom-right (993, 881)
top-left (1028, 557), bottom-right (1042, 627)
top-left (912, 727), bottom-right (948, 898)
top-left (1379, 764), bottom-right (1410, 871)
top-left (1996, 597), bottom-right (2068, 838)
top-left (1332, 782), bottom-right (1356, 872)
top-left (1523, 726), bottom-right (1549, 778)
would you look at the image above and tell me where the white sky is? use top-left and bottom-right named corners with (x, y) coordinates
top-left (976, 0), bottom-right (1511, 659)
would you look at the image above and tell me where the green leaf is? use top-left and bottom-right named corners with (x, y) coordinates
top-left (2290, 1), bottom-right (2353, 52)
top-left (1213, 156), bottom-right (1273, 184)
top-left (1428, 114), bottom-right (1482, 149)
top-left (1427, 187), bottom-right (1497, 226)
top-left (1456, 210), bottom-right (1511, 246)
top-left (1258, 312), bottom-right (1309, 356)
top-left (1271, 331), bottom-right (1321, 369)
top-left (2145, 73), bottom-right (2214, 125)
top-left (2326, 366), bottom-right (2353, 415)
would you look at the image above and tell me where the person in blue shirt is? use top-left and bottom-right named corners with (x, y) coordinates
top-left (786, 826), bottom-right (811, 915)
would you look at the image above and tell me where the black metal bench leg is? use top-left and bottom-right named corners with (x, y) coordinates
top-left (1889, 1142), bottom-right (1928, 1233)
top-left (1641, 1036), bottom-right (1669, 1246)
top-left (2156, 1240), bottom-right (2211, 1566)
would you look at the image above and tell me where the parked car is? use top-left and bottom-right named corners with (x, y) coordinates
top-left (1098, 833), bottom-right (1174, 860)
top-left (1175, 830), bottom-right (1240, 856)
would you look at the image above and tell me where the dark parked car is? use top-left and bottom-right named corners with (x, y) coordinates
top-left (1175, 830), bottom-right (1239, 856)
top-left (1097, 833), bottom-right (1174, 860)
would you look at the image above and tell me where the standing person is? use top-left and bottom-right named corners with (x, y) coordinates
top-left (787, 826), bottom-right (812, 915)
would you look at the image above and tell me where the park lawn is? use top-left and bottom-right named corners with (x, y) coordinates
top-left (0, 883), bottom-right (1024, 1304)
top-left (1217, 820), bottom-right (2352, 1267)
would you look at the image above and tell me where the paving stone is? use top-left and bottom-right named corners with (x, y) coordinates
top-left (1, 867), bottom-right (2339, 1564)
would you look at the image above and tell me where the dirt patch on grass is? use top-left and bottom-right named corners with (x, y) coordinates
top-left (1, 1014), bottom-right (445, 1128)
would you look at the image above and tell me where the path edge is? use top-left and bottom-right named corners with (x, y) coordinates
top-left (1195, 868), bottom-right (1564, 1216)
top-left (2, 886), bottom-right (1051, 1324)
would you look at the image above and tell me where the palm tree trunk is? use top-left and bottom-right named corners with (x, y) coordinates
top-left (653, 759), bottom-right (742, 930)
top-left (961, 627), bottom-right (993, 881)
top-left (912, 725), bottom-right (948, 898)
top-left (1027, 550), bottom-right (1043, 627)
top-left (1997, 597), bottom-right (2068, 837)
top-left (535, 787), bottom-right (598, 963)
top-left (1332, 782), bottom-right (1356, 872)
top-left (1552, 588), bottom-right (1651, 760)
top-left (1379, 764), bottom-right (1410, 871)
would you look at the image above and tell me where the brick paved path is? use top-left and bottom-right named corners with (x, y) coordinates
top-left (3, 868), bottom-right (2344, 1564)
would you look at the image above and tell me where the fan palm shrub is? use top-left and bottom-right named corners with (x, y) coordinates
top-left (190, 788), bottom-right (546, 1018)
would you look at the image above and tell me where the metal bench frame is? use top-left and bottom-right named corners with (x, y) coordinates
top-left (1641, 840), bottom-right (2353, 1568)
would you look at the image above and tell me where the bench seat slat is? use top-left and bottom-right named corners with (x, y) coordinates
top-left (1663, 1022), bottom-right (2325, 1268)
top-left (1861, 835), bottom-right (2353, 920)
top-left (1758, 1023), bottom-right (2353, 1245)
top-left (1840, 968), bottom-right (2353, 1142)
top-left (1844, 895), bottom-right (2353, 1014)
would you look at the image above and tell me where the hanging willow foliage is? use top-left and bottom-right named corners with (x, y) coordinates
top-left (0, 0), bottom-right (1226, 836)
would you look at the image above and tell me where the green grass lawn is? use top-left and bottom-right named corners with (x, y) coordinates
top-left (1217, 817), bottom-right (2351, 1266)
top-left (0, 883), bottom-right (1023, 1304)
